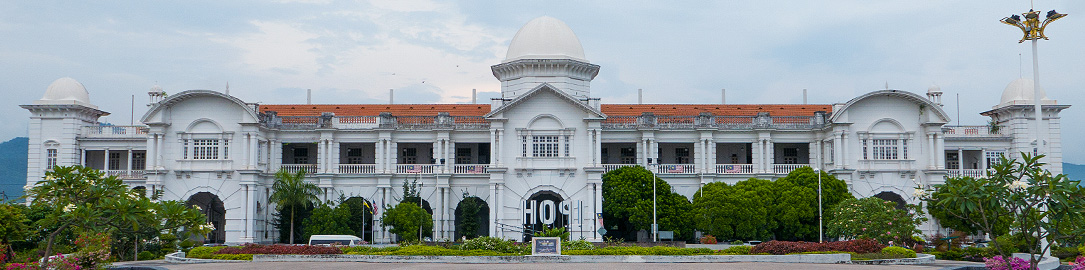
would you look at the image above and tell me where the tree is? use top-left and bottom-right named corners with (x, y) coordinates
top-left (692, 179), bottom-right (776, 241)
top-left (923, 154), bottom-right (1085, 269)
top-left (269, 168), bottom-right (321, 244)
top-left (24, 166), bottom-right (210, 265)
top-left (602, 166), bottom-right (694, 241)
top-left (456, 194), bottom-right (483, 239)
top-left (381, 202), bottom-right (433, 243)
top-left (771, 167), bottom-right (853, 241)
top-left (925, 176), bottom-right (1011, 236)
top-left (0, 202), bottom-right (30, 263)
top-left (302, 203), bottom-right (353, 240)
top-left (341, 197), bottom-right (374, 240)
top-left (827, 197), bottom-right (925, 244)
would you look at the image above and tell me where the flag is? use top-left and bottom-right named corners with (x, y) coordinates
top-left (406, 165), bottom-right (422, 173)
top-left (667, 165), bottom-right (684, 173)
top-left (724, 165), bottom-right (741, 173)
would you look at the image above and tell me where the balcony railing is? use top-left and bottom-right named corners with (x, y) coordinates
top-left (396, 164), bottom-right (438, 174)
top-left (280, 164), bottom-right (317, 174)
top-left (601, 113), bottom-right (825, 130)
top-left (651, 164), bottom-right (696, 174)
top-left (773, 164), bottom-right (809, 174)
top-left (81, 126), bottom-right (149, 138)
top-left (453, 164), bottom-right (489, 174)
top-left (265, 114), bottom-right (489, 130)
top-left (338, 164), bottom-right (376, 174)
top-left (715, 164), bottom-right (754, 174)
top-left (948, 169), bottom-right (987, 178)
top-left (602, 164), bottom-right (638, 172)
top-left (104, 170), bottom-right (146, 179)
top-left (943, 125), bottom-right (1006, 137)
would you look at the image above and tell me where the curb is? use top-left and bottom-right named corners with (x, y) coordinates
top-left (163, 252), bottom-right (251, 264)
top-left (848, 253), bottom-right (936, 265)
top-left (252, 254), bottom-right (852, 264)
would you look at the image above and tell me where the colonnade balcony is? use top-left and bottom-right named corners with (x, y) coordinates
top-left (79, 125), bottom-right (150, 138)
top-left (942, 125), bottom-right (1011, 138)
top-left (76, 149), bottom-right (147, 179)
top-left (599, 141), bottom-right (811, 176)
top-left (278, 141), bottom-right (491, 175)
top-left (262, 112), bottom-right (489, 130)
top-left (601, 112), bottom-right (826, 130)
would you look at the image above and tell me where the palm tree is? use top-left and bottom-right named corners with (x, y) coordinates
top-left (269, 168), bottom-right (321, 244)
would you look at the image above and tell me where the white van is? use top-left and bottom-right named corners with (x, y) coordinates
top-left (308, 235), bottom-right (363, 246)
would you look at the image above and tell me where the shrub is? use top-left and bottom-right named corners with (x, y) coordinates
top-left (880, 246), bottom-right (916, 258)
top-left (459, 237), bottom-right (525, 254)
top-left (960, 247), bottom-right (997, 262)
top-left (699, 235), bottom-right (717, 244)
top-left (1074, 257), bottom-right (1085, 270)
top-left (343, 245), bottom-right (516, 256)
top-left (719, 245), bottom-right (752, 255)
top-left (186, 246), bottom-right (226, 259)
top-left (930, 249), bottom-right (963, 260)
top-left (1052, 246), bottom-right (1081, 261)
top-left (533, 227), bottom-right (570, 241)
top-left (750, 239), bottom-right (885, 255)
top-left (730, 240), bottom-right (743, 245)
top-left (213, 244), bottom-right (343, 255)
top-left (137, 251), bottom-right (155, 261)
top-left (984, 255), bottom-right (1029, 270)
top-left (210, 254), bottom-right (254, 260)
top-left (562, 239), bottom-right (596, 251)
top-left (563, 246), bottom-right (713, 256)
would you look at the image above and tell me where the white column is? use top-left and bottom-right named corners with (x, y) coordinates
top-left (489, 183), bottom-right (497, 237)
top-left (936, 134), bottom-right (945, 169)
top-left (244, 184), bottom-right (254, 242)
top-left (81, 148), bottom-right (87, 166)
top-left (147, 135), bottom-right (156, 169)
top-left (980, 148), bottom-right (988, 173)
top-left (928, 133), bottom-right (936, 169)
top-left (708, 139), bottom-right (716, 168)
top-left (104, 148), bottom-right (110, 170)
top-left (957, 148), bottom-right (964, 174)
top-left (126, 149), bottom-right (133, 171)
top-left (495, 129), bottom-right (503, 166)
top-left (251, 134), bottom-right (259, 169)
top-left (496, 183), bottom-right (504, 239)
top-left (841, 133), bottom-right (849, 169)
top-left (593, 183), bottom-right (603, 240)
top-left (767, 139), bottom-right (775, 169)
top-left (489, 130), bottom-right (497, 166)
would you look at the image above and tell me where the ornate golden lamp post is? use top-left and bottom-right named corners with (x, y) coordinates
top-left (1000, 9), bottom-right (1066, 157)
top-left (1000, 8), bottom-right (1066, 257)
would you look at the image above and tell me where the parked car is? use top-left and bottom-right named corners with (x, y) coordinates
top-left (308, 235), bottom-right (364, 246)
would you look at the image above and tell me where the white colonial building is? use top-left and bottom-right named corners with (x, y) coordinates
top-left (22, 17), bottom-right (1067, 244)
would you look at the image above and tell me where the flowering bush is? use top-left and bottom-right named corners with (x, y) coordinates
top-left (562, 239), bottom-right (596, 251)
top-left (984, 255), bottom-right (1029, 270)
top-left (699, 235), bottom-right (717, 244)
top-left (213, 244), bottom-right (342, 255)
top-left (750, 239), bottom-right (885, 255)
top-left (1073, 256), bottom-right (1085, 270)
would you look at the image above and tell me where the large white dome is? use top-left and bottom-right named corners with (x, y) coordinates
top-left (39, 77), bottom-right (93, 105)
top-left (999, 78), bottom-right (1050, 107)
top-left (504, 16), bottom-right (587, 63)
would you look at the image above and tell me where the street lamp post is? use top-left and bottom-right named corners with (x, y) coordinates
top-left (1001, 7), bottom-right (1066, 258)
top-left (653, 160), bottom-right (658, 242)
top-left (816, 167), bottom-right (823, 243)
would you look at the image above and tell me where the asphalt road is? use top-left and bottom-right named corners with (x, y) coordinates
top-left (115, 260), bottom-right (983, 270)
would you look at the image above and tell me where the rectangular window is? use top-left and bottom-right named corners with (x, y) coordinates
top-left (532, 136), bottom-right (559, 157)
top-left (192, 139), bottom-right (220, 160)
top-left (223, 140), bottom-right (229, 159)
top-left (132, 152), bottom-right (146, 170)
top-left (456, 148), bottom-right (472, 164)
top-left (872, 139), bottom-right (899, 160)
top-left (986, 151), bottom-right (1006, 167)
top-left (292, 147), bottom-right (308, 164)
top-left (564, 135), bottom-right (571, 157)
top-left (46, 149), bottom-right (57, 170)
top-left (827, 141), bottom-right (834, 163)
top-left (675, 148), bottom-right (690, 164)
top-left (182, 140), bottom-right (189, 159)
top-left (862, 139), bottom-right (868, 160)
top-left (902, 139), bottom-right (909, 159)
top-left (521, 136), bottom-right (528, 157)
top-left (109, 152), bottom-right (122, 170)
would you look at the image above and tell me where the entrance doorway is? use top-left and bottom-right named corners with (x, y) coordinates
top-left (187, 192), bottom-right (226, 244)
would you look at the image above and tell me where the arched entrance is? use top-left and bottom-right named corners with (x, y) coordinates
top-left (187, 192), bottom-right (226, 244)
top-left (341, 197), bottom-right (375, 242)
top-left (873, 191), bottom-right (907, 210)
top-left (454, 196), bottom-right (489, 239)
top-left (522, 191), bottom-right (566, 241)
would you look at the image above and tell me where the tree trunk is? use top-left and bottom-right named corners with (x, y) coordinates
top-left (41, 223), bottom-right (71, 267)
top-left (134, 235), bottom-right (139, 261)
top-left (290, 205), bottom-right (295, 244)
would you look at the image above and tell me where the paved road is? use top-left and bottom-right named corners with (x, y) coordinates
top-left (116, 260), bottom-right (983, 270)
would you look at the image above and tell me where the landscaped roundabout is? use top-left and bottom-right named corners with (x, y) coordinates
top-left (167, 238), bottom-right (933, 265)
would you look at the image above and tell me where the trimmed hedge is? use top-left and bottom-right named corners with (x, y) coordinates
top-left (751, 240), bottom-right (884, 255)
top-left (719, 245), bottom-right (752, 255)
top-left (210, 254), bottom-right (254, 260)
top-left (562, 239), bottom-right (596, 251)
top-left (563, 246), bottom-right (714, 256)
top-left (880, 246), bottom-right (916, 258)
top-left (214, 244), bottom-right (343, 255)
top-left (187, 246), bottom-right (227, 259)
top-left (345, 245), bottom-right (518, 256)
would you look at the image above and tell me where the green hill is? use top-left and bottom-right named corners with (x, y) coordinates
top-left (1063, 162), bottom-right (1085, 186)
top-left (0, 137), bottom-right (27, 201)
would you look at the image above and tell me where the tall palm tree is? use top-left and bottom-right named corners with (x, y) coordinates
top-left (269, 168), bottom-right (321, 244)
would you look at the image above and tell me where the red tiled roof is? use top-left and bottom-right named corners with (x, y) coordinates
top-left (600, 104), bottom-right (832, 117)
top-left (259, 104), bottom-right (492, 116)
top-left (259, 104), bottom-right (831, 117)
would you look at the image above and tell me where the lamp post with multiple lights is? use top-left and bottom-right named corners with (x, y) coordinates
top-left (1000, 7), bottom-right (1066, 258)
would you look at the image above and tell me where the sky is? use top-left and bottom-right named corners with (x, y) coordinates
top-left (1, 0), bottom-right (1083, 162)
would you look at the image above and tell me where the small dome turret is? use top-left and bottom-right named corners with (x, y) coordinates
top-left (997, 78), bottom-right (1052, 108)
top-left (504, 16), bottom-right (587, 63)
top-left (34, 77), bottom-right (96, 109)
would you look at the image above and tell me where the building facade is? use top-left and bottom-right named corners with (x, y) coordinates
top-left (22, 17), bottom-right (1068, 244)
